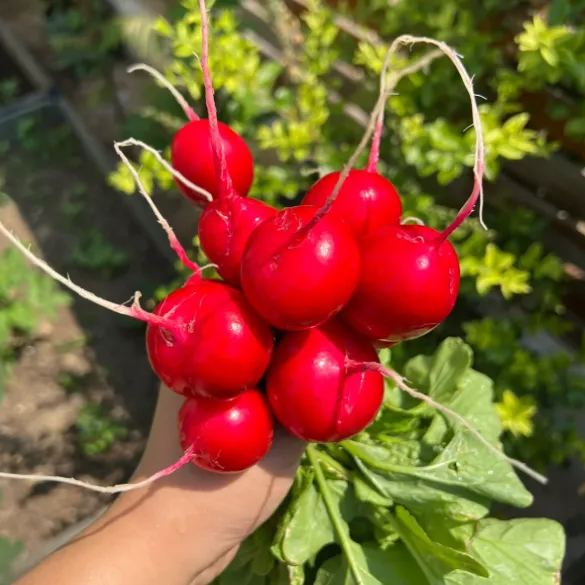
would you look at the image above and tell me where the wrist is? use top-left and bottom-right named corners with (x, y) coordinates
top-left (101, 472), bottom-right (231, 581)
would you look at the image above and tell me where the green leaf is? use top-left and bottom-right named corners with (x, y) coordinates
top-left (428, 338), bottom-right (474, 403)
top-left (345, 441), bottom-right (490, 521)
top-left (391, 506), bottom-right (488, 583)
top-left (314, 543), bottom-right (425, 585)
top-left (353, 472), bottom-right (393, 508)
top-left (403, 337), bottom-right (473, 405)
top-left (278, 475), bottom-right (364, 566)
top-left (446, 518), bottom-right (565, 585)
top-left (307, 447), bottom-right (382, 585)
top-left (280, 480), bottom-right (338, 565)
top-left (416, 428), bottom-right (532, 508)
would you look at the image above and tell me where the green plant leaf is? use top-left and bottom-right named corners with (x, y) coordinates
top-left (314, 543), bottom-right (425, 585)
top-left (391, 506), bottom-right (488, 582)
top-left (280, 480), bottom-right (340, 565)
top-left (428, 338), bottom-right (474, 403)
top-left (445, 518), bottom-right (565, 585)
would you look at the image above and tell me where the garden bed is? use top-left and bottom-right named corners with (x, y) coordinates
top-left (0, 40), bottom-right (176, 580)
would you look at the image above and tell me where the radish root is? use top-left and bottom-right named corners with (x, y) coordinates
top-left (114, 141), bottom-right (201, 273)
top-left (352, 360), bottom-right (547, 485)
top-left (318, 37), bottom-right (485, 236)
top-left (0, 220), bottom-right (178, 329)
top-left (116, 138), bottom-right (213, 203)
top-left (128, 63), bottom-right (198, 122)
top-left (0, 448), bottom-right (194, 494)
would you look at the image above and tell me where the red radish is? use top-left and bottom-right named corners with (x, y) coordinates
top-left (302, 169), bottom-right (402, 239)
top-left (198, 196), bottom-right (276, 285)
top-left (301, 89), bottom-right (400, 240)
top-left (171, 120), bottom-right (254, 203)
top-left (343, 224), bottom-right (460, 344)
top-left (187, 0), bottom-right (276, 284)
top-left (146, 277), bottom-right (274, 399)
top-left (267, 320), bottom-right (383, 442)
top-left (179, 388), bottom-right (273, 472)
top-left (240, 205), bottom-right (360, 330)
top-left (168, 0), bottom-right (255, 205)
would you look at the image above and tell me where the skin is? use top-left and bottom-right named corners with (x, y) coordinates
top-left (16, 388), bottom-right (305, 585)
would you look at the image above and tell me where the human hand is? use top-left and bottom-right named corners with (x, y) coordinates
top-left (128, 387), bottom-right (306, 583)
top-left (17, 386), bottom-right (304, 585)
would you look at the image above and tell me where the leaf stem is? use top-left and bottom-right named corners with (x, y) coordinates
top-left (198, 0), bottom-right (236, 199)
top-left (114, 141), bottom-right (202, 273)
top-left (314, 449), bottom-right (350, 480)
top-left (342, 440), bottom-right (454, 475)
top-left (307, 445), bottom-right (364, 584)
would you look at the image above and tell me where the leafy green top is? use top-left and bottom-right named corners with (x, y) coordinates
top-left (214, 339), bottom-right (565, 584)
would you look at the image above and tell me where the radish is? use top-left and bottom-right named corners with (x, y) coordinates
top-left (302, 169), bottom-right (402, 239)
top-left (179, 388), bottom-right (273, 472)
top-left (343, 224), bottom-right (460, 344)
top-left (187, 0), bottom-right (277, 284)
top-left (133, 3), bottom-right (256, 205)
top-left (171, 120), bottom-right (254, 203)
top-left (198, 196), bottom-right (276, 285)
top-left (266, 320), bottom-right (383, 442)
top-left (301, 75), bottom-right (401, 240)
top-left (146, 276), bottom-right (274, 399)
top-left (240, 205), bottom-right (360, 330)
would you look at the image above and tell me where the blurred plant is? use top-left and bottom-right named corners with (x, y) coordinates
top-left (43, 0), bottom-right (122, 77)
top-left (15, 114), bottom-right (75, 162)
top-left (0, 537), bottom-right (23, 585)
top-left (70, 229), bottom-right (129, 275)
top-left (0, 78), bottom-right (20, 107)
top-left (516, 13), bottom-right (585, 139)
top-left (0, 248), bottom-right (69, 397)
top-left (75, 403), bottom-right (128, 457)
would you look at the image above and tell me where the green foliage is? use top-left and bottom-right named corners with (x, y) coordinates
top-left (15, 114), bottom-right (75, 162)
top-left (460, 243), bottom-right (531, 299)
top-left (0, 248), bottom-right (68, 353)
top-left (43, 0), bottom-right (122, 77)
top-left (515, 14), bottom-right (585, 139)
top-left (214, 340), bottom-right (565, 584)
top-left (70, 229), bottom-right (129, 275)
top-left (0, 248), bottom-right (68, 397)
top-left (0, 78), bottom-right (21, 106)
top-left (108, 149), bottom-right (175, 196)
top-left (75, 404), bottom-right (128, 457)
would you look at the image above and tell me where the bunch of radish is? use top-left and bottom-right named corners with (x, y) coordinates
top-left (139, 1), bottom-right (483, 474)
top-left (0, 3), bottom-right (486, 478)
